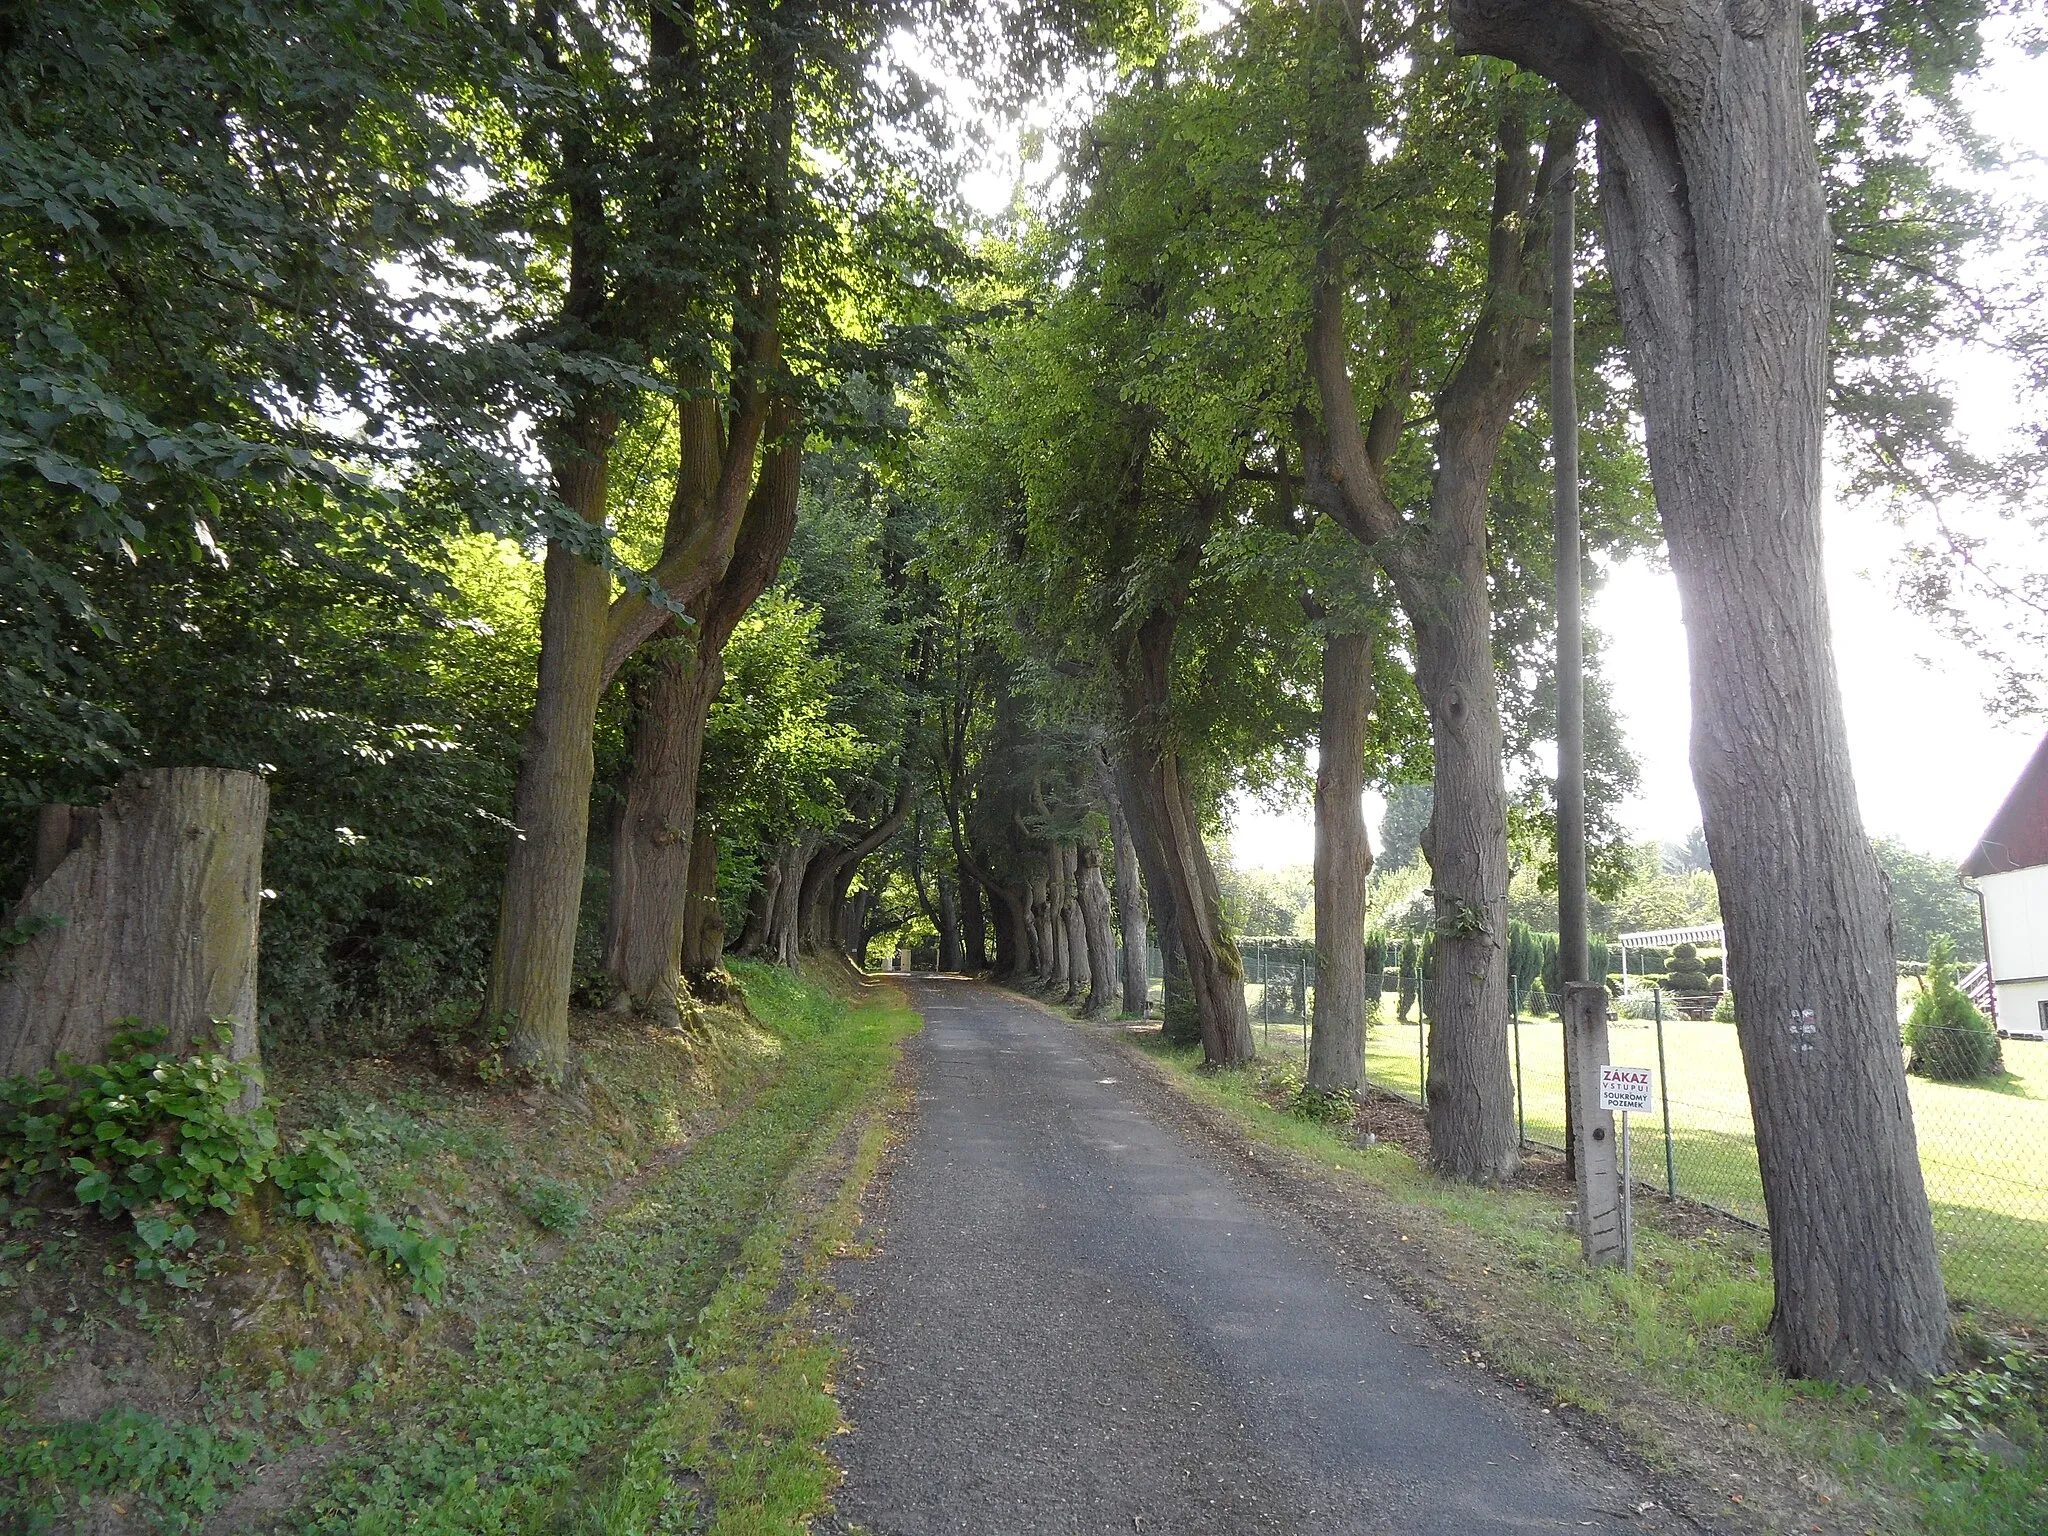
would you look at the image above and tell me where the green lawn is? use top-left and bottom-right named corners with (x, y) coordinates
top-left (1362, 1013), bottom-right (2047, 1324)
top-left (1230, 983), bottom-right (2048, 1325)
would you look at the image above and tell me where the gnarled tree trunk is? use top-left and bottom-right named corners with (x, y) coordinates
top-left (680, 815), bottom-right (724, 980)
top-left (1308, 629), bottom-right (1376, 1097)
top-left (937, 875), bottom-right (963, 971)
top-left (1077, 840), bottom-right (1118, 1018)
top-left (1, 769), bottom-right (266, 1085)
top-left (603, 435), bottom-right (799, 1020)
top-left (1060, 843), bottom-right (1088, 1004)
top-left (1096, 748), bottom-right (1150, 1017)
top-left (1450, 0), bottom-right (1949, 1382)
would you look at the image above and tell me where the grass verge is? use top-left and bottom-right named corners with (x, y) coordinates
top-left (0, 959), bottom-right (917, 1534)
top-left (1119, 1027), bottom-right (2044, 1536)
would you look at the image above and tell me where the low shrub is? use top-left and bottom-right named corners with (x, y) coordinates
top-left (0, 1027), bottom-right (448, 1296)
top-left (1906, 936), bottom-right (2002, 1083)
top-left (1713, 989), bottom-right (1737, 1024)
top-left (510, 1174), bottom-right (590, 1232)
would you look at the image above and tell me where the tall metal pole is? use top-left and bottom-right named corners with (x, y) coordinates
top-left (1554, 152), bottom-right (1586, 988)
top-left (1552, 142), bottom-right (1587, 1183)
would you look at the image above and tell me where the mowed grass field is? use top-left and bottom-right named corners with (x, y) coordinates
top-left (1236, 986), bottom-right (2046, 1325)
top-left (1374, 1013), bottom-right (2046, 1324)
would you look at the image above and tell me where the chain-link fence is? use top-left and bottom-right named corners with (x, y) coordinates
top-left (1146, 945), bottom-right (2048, 1325)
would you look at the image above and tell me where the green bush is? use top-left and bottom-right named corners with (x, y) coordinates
top-left (1617, 993), bottom-right (1663, 1021)
top-left (1525, 980), bottom-right (1549, 1017)
top-left (510, 1174), bottom-right (589, 1232)
top-left (1713, 989), bottom-right (1737, 1024)
top-left (1906, 937), bottom-right (2002, 1083)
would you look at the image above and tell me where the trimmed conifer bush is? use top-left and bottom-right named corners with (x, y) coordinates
top-left (1905, 936), bottom-right (2001, 1083)
top-left (1664, 943), bottom-right (1714, 995)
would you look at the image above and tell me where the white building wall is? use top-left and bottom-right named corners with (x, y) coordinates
top-left (1992, 977), bottom-right (2048, 1040)
top-left (1980, 864), bottom-right (2048, 1037)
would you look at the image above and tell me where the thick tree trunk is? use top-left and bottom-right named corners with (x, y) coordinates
top-left (958, 873), bottom-right (987, 972)
top-left (1116, 747), bottom-right (1187, 1039)
top-left (1308, 630), bottom-right (1376, 1097)
top-left (1123, 738), bottom-right (1250, 1064)
top-left (604, 434), bottom-right (799, 1017)
top-left (1026, 873), bottom-right (1051, 984)
top-left (1452, 0), bottom-right (1949, 1386)
top-left (1096, 749), bottom-right (1151, 1016)
top-left (484, 412), bottom-right (618, 1077)
top-left (1060, 843), bottom-right (1089, 1004)
top-left (602, 631), bottom-right (713, 1028)
top-left (937, 875), bottom-right (963, 971)
top-left (680, 814), bottom-right (724, 979)
top-left (1119, 619), bottom-right (1252, 1064)
top-left (1077, 840), bottom-right (1118, 1018)
top-left (989, 878), bottom-right (1026, 976)
top-left (1, 769), bottom-right (266, 1084)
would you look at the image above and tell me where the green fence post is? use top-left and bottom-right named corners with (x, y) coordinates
top-left (1654, 984), bottom-right (1676, 1199)
top-left (1512, 976), bottom-right (1525, 1148)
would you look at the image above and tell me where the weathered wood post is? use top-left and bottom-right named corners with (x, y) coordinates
top-left (1, 769), bottom-right (268, 1089)
top-left (1564, 981), bottom-right (1623, 1267)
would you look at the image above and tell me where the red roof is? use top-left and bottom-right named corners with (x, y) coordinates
top-left (1962, 731), bottom-right (2048, 877)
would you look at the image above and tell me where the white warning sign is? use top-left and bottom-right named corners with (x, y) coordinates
top-left (1598, 1064), bottom-right (1654, 1114)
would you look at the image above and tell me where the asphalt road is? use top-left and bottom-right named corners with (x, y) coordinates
top-left (824, 977), bottom-right (1685, 1536)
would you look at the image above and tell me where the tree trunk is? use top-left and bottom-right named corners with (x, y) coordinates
top-left (602, 630), bottom-right (712, 1028)
top-left (1060, 843), bottom-right (1089, 1004)
top-left (483, 411), bottom-right (618, 1077)
top-left (1119, 621), bottom-right (1252, 1064)
top-left (1116, 747), bottom-right (1187, 1039)
top-left (680, 814), bottom-right (724, 980)
top-left (989, 878), bottom-right (1026, 976)
top-left (604, 432), bottom-right (799, 1017)
top-left (1122, 738), bottom-right (1251, 1064)
top-left (937, 875), bottom-right (963, 971)
top-left (1096, 748), bottom-right (1150, 1017)
top-left (1, 769), bottom-right (266, 1085)
top-left (958, 872), bottom-right (987, 972)
top-left (1308, 630), bottom-right (1376, 1097)
top-left (1077, 840), bottom-right (1118, 1018)
top-left (1451, 0), bottom-right (1950, 1385)
top-left (1025, 873), bottom-right (1050, 984)
top-left (735, 850), bottom-right (780, 957)
top-left (1298, 109), bottom-right (1574, 1178)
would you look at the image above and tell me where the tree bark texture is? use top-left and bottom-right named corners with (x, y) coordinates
top-left (602, 437), bottom-right (800, 1020)
top-left (1, 769), bottom-right (266, 1083)
top-left (1450, 0), bottom-right (1949, 1384)
top-left (1308, 630), bottom-right (1376, 1097)
top-left (484, 411), bottom-right (618, 1077)
top-left (937, 875), bottom-right (963, 971)
top-left (680, 814), bottom-right (724, 979)
top-left (1077, 840), bottom-right (1118, 1018)
top-left (1060, 843), bottom-right (1089, 1004)
top-left (603, 634), bottom-right (715, 1028)
top-left (958, 874), bottom-right (987, 972)
top-left (1096, 750), bottom-right (1151, 1017)
top-left (1299, 112), bottom-right (1576, 1180)
top-left (987, 876), bottom-right (1025, 976)
top-left (1115, 748), bottom-right (1187, 1040)
top-left (1119, 727), bottom-right (1250, 1064)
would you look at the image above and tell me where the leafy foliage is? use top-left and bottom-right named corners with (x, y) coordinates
top-left (0, 1027), bottom-right (447, 1295)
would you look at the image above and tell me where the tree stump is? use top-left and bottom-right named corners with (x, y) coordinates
top-left (1, 768), bottom-right (268, 1081)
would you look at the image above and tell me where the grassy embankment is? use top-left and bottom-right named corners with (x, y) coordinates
top-left (1231, 994), bottom-right (2047, 1324)
top-left (0, 959), bottom-right (916, 1534)
top-left (1121, 1025), bottom-right (2045, 1536)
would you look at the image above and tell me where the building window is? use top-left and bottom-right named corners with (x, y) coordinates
top-left (2039, 999), bottom-right (2048, 1035)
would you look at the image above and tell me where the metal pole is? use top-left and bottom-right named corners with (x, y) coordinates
top-left (1654, 984), bottom-right (1676, 1199)
top-left (1622, 1109), bottom-right (1634, 1275)
top-left (1554, 150), bottom-right (1587, 988)
top-left (1513, 976), bottom-right (1526, 1146)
